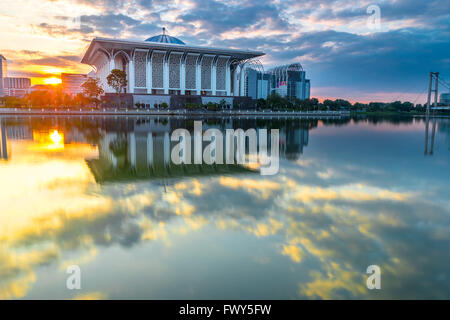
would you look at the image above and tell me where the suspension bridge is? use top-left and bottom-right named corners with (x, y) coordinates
top-left (426, 72), bottom-right (450, 112)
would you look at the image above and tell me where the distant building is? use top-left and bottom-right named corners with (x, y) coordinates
top-left (61, 73), bottom-right (88, 95)
top-left (0, 55), bottom-right (7, 96)
top-left (3, 77), bottom-right (31, 97)
top-left (267, 63), bottom-right (310, 100)
top-left (245, 67), bottom-right (271, 100)
top-left (0, 55), bottom-right (32, 97)
top-left (440, 93), bottom-right (450, 106)
top-left (244, 62), bottom-right (311, 101)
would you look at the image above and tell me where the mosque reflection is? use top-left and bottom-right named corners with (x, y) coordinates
top-left (2, 115), bottom-right (449, 168)
top-left (0, 115), bottom-right (450, 300)
top-left (0, 116), bottom-right (313, 182)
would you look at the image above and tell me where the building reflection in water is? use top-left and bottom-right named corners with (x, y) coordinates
top-left (0, 120), bottom-right (7, 160)
top-left (425, 116), bottom-right (450, 155)
top-left (424, 116), bottom-right (437, 155)
top-left (0, 116), bottom-right (313, 181)
top-left (86, 117), bottom-right (313, 183)
top-left (3, 115), bottom-right (448, 174)
top-left (0, 118), bottom-right (35, 160)
top-left (0, 115), bottom-right (449, 300)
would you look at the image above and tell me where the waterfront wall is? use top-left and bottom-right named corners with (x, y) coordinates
top-left (100, 93), bottom-right (256, 110)
top-left (0, 108), bottom-right (350, 118)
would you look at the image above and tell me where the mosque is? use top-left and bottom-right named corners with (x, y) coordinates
top-left (81, 28), bottom-right (310, 108)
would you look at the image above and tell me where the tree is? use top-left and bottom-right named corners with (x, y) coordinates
top-left (353, 102), bottom-right (367, 111)
top-left (74, 93), bottom-right (90, 107)
top-left (206, 102), bottom-right (217, 111)
top-left (267, 92), bottom-right (285, 110)
top-left (107, 69), bottom-right (128, 94)
top-left (368, 102), bottom-right (385, 112)
top-left (257, 98), bottom-right (267, 110)
top-left (2, 96), bottom-right (24, 108)
top-left (335, 99), bottom-right (351, 109)
top-left (27, 90), bottom-right (50, 107)
top-left (52, 86), bottom-right (65, 107)
top-left (323, 99), bottom-right (335, 110)
top-left (81, 78), bottom-right (104, 105)
top-left (219, 99), bottom-right (227, 110)
top-left (302, 98), bottom-right (318, 111)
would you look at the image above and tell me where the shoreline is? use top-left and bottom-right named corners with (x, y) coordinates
top-left (0, 108), bottom-right (350, 118)
top-left (1, 109), bottom-right (447, 118)
top-left (351, 111), bottom-right (450, 118)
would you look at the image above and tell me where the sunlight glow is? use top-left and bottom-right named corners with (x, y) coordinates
top-left (31, 130), bottom-right (65, 151)
top-left (50, 130), bottom-right (63, 145)
top-left (43, 77), bottom-right (62, 85)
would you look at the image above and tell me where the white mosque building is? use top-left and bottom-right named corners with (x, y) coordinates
top-left (81, 28), bottom-right (265, 108)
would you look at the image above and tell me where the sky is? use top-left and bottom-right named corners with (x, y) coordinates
top-left (0, 0), bottom-right (449, 103)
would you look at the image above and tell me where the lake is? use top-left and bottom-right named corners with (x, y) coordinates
top-left (0, 115), bottom-right (449, 300)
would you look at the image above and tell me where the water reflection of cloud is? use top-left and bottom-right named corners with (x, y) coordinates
top-left (73, 291), bottom-right (108, 300)
top-left (3, 166), bottom-right (450, 299)
top-left (1, 119), bottom-right (450, 299)
top-left (0, 245), bottom-right (59, 299)
top-left (219, 177), bottom-right (281, 199)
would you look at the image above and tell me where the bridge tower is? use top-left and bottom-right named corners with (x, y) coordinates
top-left (426, 72), bottom-right (439, 116)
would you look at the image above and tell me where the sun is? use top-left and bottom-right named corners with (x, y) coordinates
top-left (44, 77), bottom-right (62, 85)
top-left (50, 130), bottom-right (63, 144)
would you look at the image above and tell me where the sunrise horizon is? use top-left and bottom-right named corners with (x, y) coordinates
top-left (1, 0), bottom-right (449, 104)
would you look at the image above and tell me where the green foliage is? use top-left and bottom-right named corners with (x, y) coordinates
top-left (185, 103), bottom-right (201, 110)
top-left (206, 102), bottom-right (218, 111)
top-left (257, 98), bottom-right (267, 109)
top-left (81, 78), bottom-right (104, 101)
top-left (21, 87), bottom-right (87, 108)
top-left (107, 69), bottom-right (128, 94)
top-left (161, 102), bottom-right (168, 109)
top-left (0, 96), bottom-right (24, 108)
top-left (218, 99), bottom-right (227, 109)
top-left (109, 138), bottom-right (128, 157)
top-left (267, 92), bottom-right (285, 110)
top-left (252, 94), bottom-right (425, 114)
top-left (350, 101), bottom-right (418, 113)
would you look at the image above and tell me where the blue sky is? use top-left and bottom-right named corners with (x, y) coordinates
top-left (0, 0), bottom-right (449, 102)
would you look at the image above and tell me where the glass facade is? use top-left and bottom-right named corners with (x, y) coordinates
top-left (269, 63), bottom-right (310, 100)
top-left (440, 93), bottom-right (450, 105)
top-left (245, 63), bottom-right (311, 100)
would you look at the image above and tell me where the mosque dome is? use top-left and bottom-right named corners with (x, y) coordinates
top-left (145, 28), bottom-right (185, 45)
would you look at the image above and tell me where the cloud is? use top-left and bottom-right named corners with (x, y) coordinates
top-left (178, 0), bottom-right (291, 34)
top-left (80, 13), bottom-right (141, 36)
top-left (281, 244), bottom-right (304, 263)
top-left (2, 118), bottom-right (450, 299)
top-left (2, 0), bottom-right (449, 99)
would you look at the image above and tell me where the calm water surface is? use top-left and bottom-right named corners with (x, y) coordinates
top-left (0, 115), bottom-right (449, 299)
